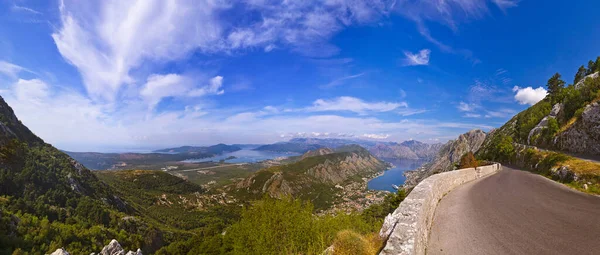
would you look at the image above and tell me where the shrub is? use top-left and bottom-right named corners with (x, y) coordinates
top-left (459, 152), bottom-right (478, 169)
top-left (332, 230), bottom-right (381, 255)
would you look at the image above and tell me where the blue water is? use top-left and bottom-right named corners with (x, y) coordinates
top-left (367, 159), bottom-right (428, 192)
top-left (183, 149), bottom-right (300, 163)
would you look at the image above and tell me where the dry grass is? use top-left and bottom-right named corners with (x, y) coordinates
top-left (559, 159), bottom-right (600, 176)
top-left (558, 116), bottom-right (578, 133)
top-left (332, 230), bottom-right (383, 255)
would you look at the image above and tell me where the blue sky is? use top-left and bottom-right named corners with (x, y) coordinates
top-left (0, 0), bottom-right (599, 152)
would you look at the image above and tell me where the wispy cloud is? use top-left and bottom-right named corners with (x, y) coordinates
top-left (11, 4), bottom-right (42, 15)
top-left (0, 61), bottom-right (25, 78)
top-left (457, 101), bottom-right (477, 112)
top-left (52, 0), bottom-right (395, 101)
top-left (463, 113), bottom-right (482, 118)
top-left (307, 96), bottom-right (407, 114)
top-left (393, 0), bottom-right (518, 64)
top-left (321, 73), bottom-right (365, 88)
top-left (403, 49), bottom-right (431, 66)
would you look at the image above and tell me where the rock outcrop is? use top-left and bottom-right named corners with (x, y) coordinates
top-left (49, 249), bottom-right (70, 255)
top-left (48, 240), bottom-right (142, 255)
top-left (403, 129), bottom-right (487, 188)
top-left (574, 71), bottom-right (599, 89)
top-left (528, 103), bottom-right (562, 144)
top-left (555, 102), bottom-right (600, 155)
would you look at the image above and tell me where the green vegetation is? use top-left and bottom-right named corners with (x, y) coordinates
top-left (156, 189), bottom-right (407, 255)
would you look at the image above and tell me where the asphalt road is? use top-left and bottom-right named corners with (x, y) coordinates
top-left (428, 166), bottom-right (600, 255)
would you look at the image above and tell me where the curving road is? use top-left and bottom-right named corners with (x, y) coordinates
top-left (428, 166), bottom-right (600, 255)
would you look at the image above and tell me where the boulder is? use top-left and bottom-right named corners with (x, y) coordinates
top-left (49, 248), bottom-right (71, 255)
top-left (556, 102), bottom-right (600, 155)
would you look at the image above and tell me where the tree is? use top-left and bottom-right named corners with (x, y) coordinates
top-left (595, 57), bottom-right (600, 73)
top-left (497, 135), bottom-right (515, 161)
top-left (459, 152), bottom-right (478, 169)
top-left (546, 73), bottom-right (565, 99)
top-left (587, 60), bottom-right (595, 75)
top-left (574, 65), bottom-right (587, 84)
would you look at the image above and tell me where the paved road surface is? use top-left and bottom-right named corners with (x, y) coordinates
top-left (428, 166), bottom-right (600, 255)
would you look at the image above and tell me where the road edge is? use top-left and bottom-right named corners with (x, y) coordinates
top-left (378, 163), bottom-right (501, 255)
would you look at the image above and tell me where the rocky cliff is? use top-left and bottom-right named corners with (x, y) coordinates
top-left (50, 239), bottom-right (142, 255)
top-left (555, 101), bottom-right (600, 155)
top-left (403, 129), bottom-right (487, 187)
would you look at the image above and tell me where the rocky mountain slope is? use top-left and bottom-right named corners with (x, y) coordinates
top-left (257, 138), bottom-right (443, 160)
top-left (403, 129), bottom-right (487, 187)
top-left (368, 140), bottom-right (442, 160)
top-left (234, 145), bottom-right (388, 209)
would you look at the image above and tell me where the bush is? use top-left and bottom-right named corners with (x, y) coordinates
top-left (459, 152), bottom-right (478, 169)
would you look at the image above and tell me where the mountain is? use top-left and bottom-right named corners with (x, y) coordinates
top-left (289, 138), bottom-right (377, 148)
top-left (368, 143), bottom-right (419, 159)
top-left (300, 148), bottom-right (335, 160)
top-left (403, 129), bottom-right (487, 187)
top-left (153, 143), bottom-right (241, 154)
top-left (234, 145), bottom-right (388, 210)
top-left (258, 138), bottom-right (443, 160)
top-left (0, 96), bottom-right (158, 253)
top-left (400, 140), bottom-right (444, 159)
top-left (253, 142), bottom-right (324, 153)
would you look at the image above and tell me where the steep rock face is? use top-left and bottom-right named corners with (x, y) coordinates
top-left (403, 129), bottom-right (487, 187)
top-left (401, 140), bottom-right (443, 159)
top-left (369, 143), bottom-right (418, 159)
top-left (556, 102), bottom-right (600, 155)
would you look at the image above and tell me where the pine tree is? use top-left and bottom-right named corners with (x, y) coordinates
top-left (574, 65), bottom-right (587, 84)
top-left (547, 73), bottom-right (565, 98)
top-left (594, 56), bottom-right (600, 73)
top-left (587, 60), bottom-right (595, 75)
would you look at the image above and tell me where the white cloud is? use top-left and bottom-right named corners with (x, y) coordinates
top-left (403, 49), bottom-right (431, 66)
top-left (0, 61), bottom-right (26, 78)
top-left (12, 4), bottom-right (42, 15)
top-left (457, 101), bottom-right (477, 112)
top-left (51, 0), bottom-right (394, 101)
top-left (513, 86), bottom-right (547, 105)
top-left (52, 0), bottom-right (227, 101)
top-left (362, 133), bottom-right (390, 139)
top-left (307, 96), bottom-right (407, 114)
top-left (140, 74), bottom-right (224, 110)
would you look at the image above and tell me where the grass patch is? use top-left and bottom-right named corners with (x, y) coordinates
top-left (559, 159), bottom-right (600, 176)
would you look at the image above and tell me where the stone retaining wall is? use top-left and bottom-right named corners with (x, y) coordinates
top-left (378, 163), bottom-right (501, 255)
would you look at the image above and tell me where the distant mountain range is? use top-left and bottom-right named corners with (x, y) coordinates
top-left (254, 138), bottom-right (443, 160)
top-left (153, 143), bottom-right (241, 154)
